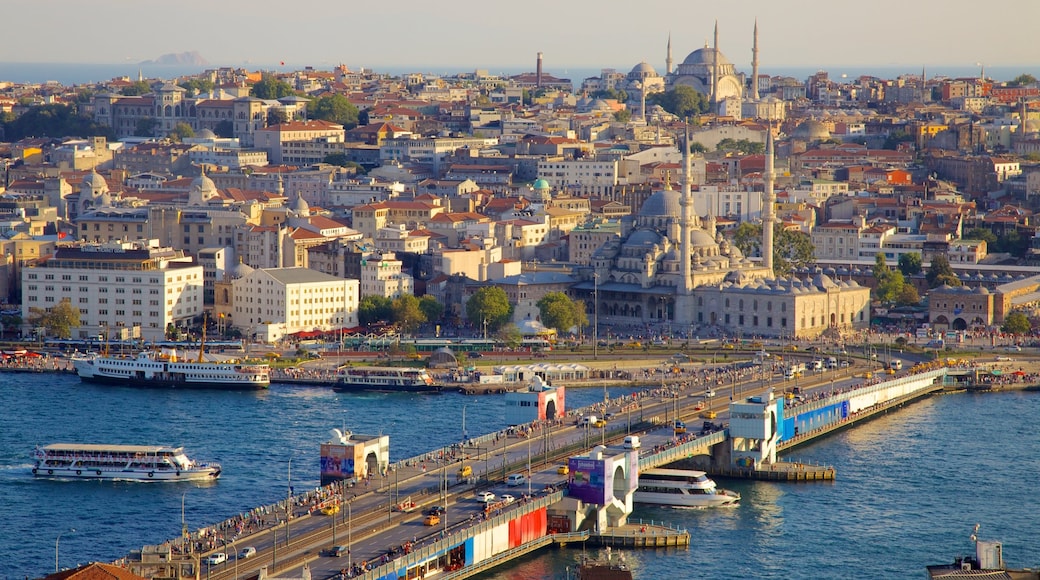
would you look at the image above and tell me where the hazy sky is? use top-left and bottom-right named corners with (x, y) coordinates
top-left (4, 0), bottom-right (1038, 73)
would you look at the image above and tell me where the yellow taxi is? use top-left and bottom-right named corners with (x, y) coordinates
top-left (700, 410), bottom-right (717, 419)
top-left (592, 419), bottom-right (607, 428)
top-left (556, 465), bottom-right (569, 475)
top-left (424, 514), bottom-right (441, 526)
top-left (457, 465), bottom-right (472, 478)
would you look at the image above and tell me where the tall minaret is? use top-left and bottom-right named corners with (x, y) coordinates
top-left (681, 122), bottom-right (693, 294)
top-left (761, 125), bottom-right (777, 276)
top-left (666, 32), bottom-right (673, 75)
top-left (711, 20), bottom-right (720, 107)
top-left (751, 20), bottom-right (760, 101)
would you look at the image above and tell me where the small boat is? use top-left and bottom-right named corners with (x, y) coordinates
top-left (32, 443), bottom-right (221, 481)
top-left (333, 366), bottom-right (440, 393)
top-left (577, 548), bottom-right (632, 580)
top-left (926, 525), bottom-right (1039, 579)
top-left (633, 468), bottom-right (740, 507)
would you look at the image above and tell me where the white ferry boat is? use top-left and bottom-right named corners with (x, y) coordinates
top-left (32, 443), bottom-right (221, 481)
top-left (633, 468), bottom-right (740, 507)
top-left (333, 366), bottom-right (440, 393)
top-left (72, 349), bottom-right (269, 390)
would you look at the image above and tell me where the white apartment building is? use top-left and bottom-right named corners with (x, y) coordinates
top-left (536, 159), bottom-right (619, 196)
top-left (695, 185), bottom-right (765, 222)
top-left (231, 267), bottom-right (359, 342)
top-left (360, 252), bottom-right (414, 299)
top-left (21, 240), bottom-right (203, 342)
top-left (380, 137), bottom-right (499, 173)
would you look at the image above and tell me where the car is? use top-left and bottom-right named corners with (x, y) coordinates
top-left (500, 494), bottom-right (516, 504)
top-left (424, 505), bottom-right (446, 516)
top-left (468, 351), bottom-right (483, 358)
top-left (204, 553), bottom-right (227, 565)
top-left (423, 514), bottom-right (441, 526)
top-left (700, 410), bottom-right (717, 419)
top-left (322, 545), bottom-right (348, 557)
top-left (592, 419), bottom-right (607, 428)
top-left (604, 412), bottom-right (617, 420)
top-left (478, 491), bottom-right (496, 503)
top-left (237, 547), bottom-right (256, 560)
top-left (840, 360), bottom-right (850, 368)
top-left (1005, 345), bottom-right (1022, 352)
top-left (721, 343), bottom-right (735, 350)
top-left (556, 464), bottom-right (570, 475)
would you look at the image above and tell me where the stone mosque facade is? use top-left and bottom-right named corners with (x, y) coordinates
top-left (666, 22), bottom-right (743, 106)
top-left (570, 125), bottom-right (870, 339)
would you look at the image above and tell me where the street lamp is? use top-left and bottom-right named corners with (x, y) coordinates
top-left (593, 273), bottom-right (599, 360)
top-left (286, 456), bottom-right (295, 547)
top-left (56, 528), bottom-right (75, 572)
top-left (346, 496), bottom-right (353, 571)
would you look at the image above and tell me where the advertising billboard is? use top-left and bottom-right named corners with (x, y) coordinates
top-left (320, 442), bottom-right (355, 486)
top-left (567, 457), bottom-right (607, 504)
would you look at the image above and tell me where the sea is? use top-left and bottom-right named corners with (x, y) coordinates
top-left (1, 373), bottom-right (1039, 580)
top-left (0, 62), bottom-right (1035, 86)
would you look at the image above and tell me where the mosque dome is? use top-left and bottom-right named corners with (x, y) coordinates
top-left (532, 178), bottom-right (550, 190)
top-left (231, 260), bottom-right (255, 279)
top-left (689, 229), bottom-right (717, 248)
top-left (196, 128), bottom-right (217, 139)
top-left (82, 170), bottom-right (107, 191)
top-left (638, 187), bottom-right (682, 218)
top-left (189, 170), bottom-right (219, 205)
top-left (628, 61), bottom-right (658, 80)
top-left (625, 229), bottom-right (664, 248)
top-left (291, 193), bottom-right (310, 216)
top-left (792, 119), bottom-right (831, 141)
top-left (681, 47), bottom-right (731, 67)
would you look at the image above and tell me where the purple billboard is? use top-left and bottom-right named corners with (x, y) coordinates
top-left (568, 457), bottom-right (607, 504)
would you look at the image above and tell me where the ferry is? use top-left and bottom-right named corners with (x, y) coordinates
top-left (633, 468), bottom-right (740, 507)
top-left (333, 366), bottom-right (440, 393)
top-left (32, 443), bottom-right (221, 481)
top-left (72, 349), bottom-right (270, 390)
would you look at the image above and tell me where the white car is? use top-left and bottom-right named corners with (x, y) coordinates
top-left (478, 491), bottom-right (496, 503)
top-left (204, 553), bottom-right (227, 565)
top-left (238, 547), bottom-right (256, 560)
top-left (500, 494), bottom-right (516, 504)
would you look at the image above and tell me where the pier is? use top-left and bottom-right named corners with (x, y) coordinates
top-left (121, 363), bottom-right (948, 580)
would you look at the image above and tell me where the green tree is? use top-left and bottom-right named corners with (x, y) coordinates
top-left (250, 75), bottom-right (295, 99)
top-left (613, 109), bottom-right (632, 123)
top-left (134, 117), bottom-right (159, 138)
top-left (876, 267), bottom-right (906, 304)
top-left (417, 296), bottom-right (444, 325)
top-left (896, 282), bottom-right (921, 306)
top-left (648, 85), bottom-right (709, 119)
top-left (121, 80), bottom-right (152, 96)
top-left (873, 253), bottom-right (892, 284)
top-left (466, 287), bottom-right (513, 332)
top-left (170, 122), bottom-right (194, 141)
top-left (717, 138), bottom-right (764, 155)
top-left (27, 299), bottom-right (80, 339)
top-left (1, 103), bottom-right (115, 140)
top-left (178, 78), bottom-right (215, 97)
top-left (213, 119), bottom-right (234, 138)
top-left (358, 295), bottom-right (394, 327)
top-left (774, 228), bottom-right (815, 277)
top-left (883, 130), bottom-right (915, 150)
top-left (732, 222), bottom-right (762, 257)
top-left (1002, 311), bottom-right (1032, 334)
top-left (497, 323), bottom-right (523, 348)
top-left (1008, 74), bottom-right (1037, 88)
top-left (688, 141), bottom-right (708, 154)
top-left (310, 94), bottom-right (360, 129)
top-left (965, 227), bottom-right (997, 245)
top-left (898, 252), bottom-right (923, 276)
top-left (995, 230), bottom-right (1029, 257)
top-left (926, 254), bottom-right (962, 287)
top-left (266, 108), bottom-right (288, 127)
top-left (391, 294), bottom-right (426, 334)
top-left (536, 292), bottom-right (588, 335)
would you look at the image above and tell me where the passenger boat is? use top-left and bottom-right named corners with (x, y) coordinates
top-left (633, 468), bottom-right (740, 507)
top-left (333, 366), bottom-right (440, 393)
top-left (926, 525), bottom-right (1037, 579)
top-left (72, 349), bottom-right (269, 390)
top-left (577, 548), bottom-right (632, 580)
top-left (32, 443), bottom-right (221, 481)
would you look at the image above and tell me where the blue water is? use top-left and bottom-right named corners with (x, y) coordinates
top-left (2, 374), bottom-right (1039, 579)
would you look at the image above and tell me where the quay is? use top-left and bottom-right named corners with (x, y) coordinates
top-left (121, 362), bottom-right (951, 580)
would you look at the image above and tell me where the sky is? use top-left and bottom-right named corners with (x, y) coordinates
top-left (3, 0), bottom-right (1039, 74)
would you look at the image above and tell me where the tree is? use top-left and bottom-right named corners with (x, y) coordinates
top-left (358, 295), bottom-right (394, 327)
top-left (613, 109), bottom-right (632, 123)
top-left (965, 227), bottom-right (997, 245)
top-left (178, 78), bottom-right (215, 97)
top-left (732, 222), bottom-right (762, 257)
top-left (250, 75), bottom-right (295, 99)
top-left (883, 130), bottom-right (915, 150)
top-left (716, 138), bottom-right (764, 155)
top-left (1, 103), bottom-right (115, 141)
top-left (496, 323), bottom-right (523, 348)
top-left (688, 141), bottom-right (708, 154)
top-left (774, 228), bottom-right (815, 277)
top-left (898, 252), bottom-right (922, 276)
top-left (876, 269), bottom-right (906, 304)
top-left (170, 122), bottom-right (194, 141)
top-left (873, 253), bottom-right (892, 284)
top-left (417, 296), bottom-right (444, 325)
top-left (648, 85), bottom-right (709, 119)
top-left (466, 287), bottom-right (513, 332)
top-left (310, 94), bottom-right (360, 129)
top-left (266, 108), bottom-right (288, 127)
top-left (1002, 311), bottom-right (1032, 334)
top-left (1008, 74), bottom-right (1037, 88)
top-left (120, 81), bottom-right (152, 96)
top-left (896, 282), bottom-right (921, 306)
top-left (926, 254), bottom-right (962, 287)
top-left (213, 119), bottom-right (234, 138)
top-left (536, 292), bottom-right (588, 335)
top-left (134, 117), bottom-right (159, 138)
top-left (27, 299), bottom-right (80, 339)
top-left (391, 294), bottom-right (425, 334)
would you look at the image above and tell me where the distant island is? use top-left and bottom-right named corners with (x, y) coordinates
top-left (139, 51), bottom-right (209, 66)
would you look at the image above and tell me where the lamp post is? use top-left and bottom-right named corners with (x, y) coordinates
top-left (346, 496), bottom-right (353, 571)
top-left (286, 456), bottom-right (294, 547)
top-left (593, 273), bottom-right (599, 360)
top-left (55, 528), bottom-right (75, 572)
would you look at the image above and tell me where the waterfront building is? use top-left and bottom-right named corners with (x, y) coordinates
top-left (504, 375), bottom-right (566, 425)
top-left (229, 266), bottom-right (358, 343)
top-left (21, 239), bottom-right (203, 342)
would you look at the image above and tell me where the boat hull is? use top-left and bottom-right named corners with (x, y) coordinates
top-left (31, 466), bottom-right (220, 482)
top-left (78, 374), bottom-right (269, 390)
top-left (332, 381), bottom-right (442, 393)
top-left (633, 489), bottom-right (740, 507)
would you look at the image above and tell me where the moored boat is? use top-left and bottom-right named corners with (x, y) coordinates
top-left (333, 365), bottom-right (440, 393)
top-left (633, 467), bottom-right (740, 507)
top-left (32, 443), bottom-right (221, 481)
top-left (72, 349), bottom-right (269, 390)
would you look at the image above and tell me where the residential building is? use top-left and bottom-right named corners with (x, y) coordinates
top-left (230, 266), bottom-right (358, 343)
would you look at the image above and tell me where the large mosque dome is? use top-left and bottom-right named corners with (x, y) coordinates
top-left (638, 187), bottom-right (682, 218)
top-left (681, 46), bottom-right (732, 67)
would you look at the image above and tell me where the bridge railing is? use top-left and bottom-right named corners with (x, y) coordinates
top-left (782, 368), bottom-right (946, 415)
top-left (637, 428), bottom-right (728, 471)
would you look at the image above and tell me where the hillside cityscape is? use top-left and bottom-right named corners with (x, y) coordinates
top-left (2, 25), bottom-right (1040, 346)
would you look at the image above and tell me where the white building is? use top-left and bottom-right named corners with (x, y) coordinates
top-left (536, 159), bottom-right (619, 196)
top-left (360, 251), bottom-right (414, 299)
top-left (231, 266), bottom-right (358, 343)
top-left (21, 240), bottom-right (203, 342)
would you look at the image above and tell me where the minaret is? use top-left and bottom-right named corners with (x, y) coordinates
top-left (681, 122), bottom-right (693, 294)
top-left (666, 33), bottom-right (673, 75)
top-left (711, 21), bottom-right (720, 108)
top-left (761, 126), bottom-right (776, 276)
top-left (751, 20), bottom-right (760, 101)
top-left (536, 52), bottom-right (543, 88)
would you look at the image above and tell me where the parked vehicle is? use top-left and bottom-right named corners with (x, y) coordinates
top-left (204, 553), bottom-right (227, 565)
top-left (506, 473), bottom-right (526, 486)
top-left (237, 547), bottom-right (256, 560)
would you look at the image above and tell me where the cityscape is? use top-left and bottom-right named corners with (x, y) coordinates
top-left (3, 10), bottom-right (1040, 580)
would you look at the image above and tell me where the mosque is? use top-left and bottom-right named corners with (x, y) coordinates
top-left (568, 130), bottom-right (870, 339)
